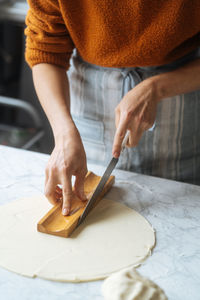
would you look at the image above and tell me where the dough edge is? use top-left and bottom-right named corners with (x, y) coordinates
top-left (0, 196), bottom-right (156, 283)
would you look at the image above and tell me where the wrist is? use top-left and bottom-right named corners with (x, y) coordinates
top-left (150, 74), bottom-right (167, 101)
top-left (148, 71), bottom-right (180, 101)
top-left (53, 118), bottom-right (77, 143)
top-left (143, 76), bottom-right (162, 103)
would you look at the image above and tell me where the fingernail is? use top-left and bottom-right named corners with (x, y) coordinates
top-left (113, 151), bottom-right (119, 158)
top-left (82, 194), bottom-right (87, 201)
top-left (63, 208), bottom-right (69, 215)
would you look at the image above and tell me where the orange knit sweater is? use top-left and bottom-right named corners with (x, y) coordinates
top-left (25, 0), bottom-right (200, 70)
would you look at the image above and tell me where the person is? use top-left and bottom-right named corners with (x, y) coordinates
top-left (25, 1), bottom-right (200, 215)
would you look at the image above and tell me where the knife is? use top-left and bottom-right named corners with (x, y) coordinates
top-left (76, 132), bottom-right (129, 227)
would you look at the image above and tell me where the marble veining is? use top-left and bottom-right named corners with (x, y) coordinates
top-left (0, 145), bottom-right (199, 300)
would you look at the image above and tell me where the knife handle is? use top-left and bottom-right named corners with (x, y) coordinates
top-left (121, 131), bottom-right (130, 152)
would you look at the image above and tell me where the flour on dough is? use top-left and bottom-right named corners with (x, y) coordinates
top-left (0, 196), bottom-right (155, 282)
top-left (102, 267), bottom-right (168, 300)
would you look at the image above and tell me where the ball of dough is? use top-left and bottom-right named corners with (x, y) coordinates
top-left (102, 267), bottom-right (168, 300)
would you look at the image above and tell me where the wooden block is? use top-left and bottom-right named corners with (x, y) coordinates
top-left (37, 171), bottom-right (115, 238)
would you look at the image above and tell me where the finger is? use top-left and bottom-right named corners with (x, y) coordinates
top-left (138, 102), bottom-right (156, 131)
top-left (112, 118), bottom-right (128, 158)
top-left (45, 167), bottom-right (49, 186)
top-left (138, 101), bottom-right (148, 124)
top-left (56, 185), bottom-right (62, 194)
top-left (140, 121), bottom-right (152, 131)
top-left (115, 107), bottom-right (120, 128)
top-left (74, 171), bottom-right (87, 201)
top-left (128, 125), bottom-right (144, 147)
top-left (55, 191), bottom-right (63, 201)
top-left (62, 175), bottom-right (73, 216)
top-left (45, 177), bottom-right (58, 206)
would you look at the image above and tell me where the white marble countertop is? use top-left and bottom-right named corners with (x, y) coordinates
top-left (0, 145), bottom-right (199, 300)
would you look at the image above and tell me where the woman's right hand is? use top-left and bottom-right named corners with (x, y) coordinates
top-left (44, 124), bottom-right (88, 216)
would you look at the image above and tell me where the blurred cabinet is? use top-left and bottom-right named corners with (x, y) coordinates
top-left (0, 22), bottom-right (22, 98)
top-left (0, 2), bottom-right (54, 152)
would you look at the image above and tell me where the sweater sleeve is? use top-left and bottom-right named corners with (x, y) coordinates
top-left (25, 0), bottom-right (74, 70)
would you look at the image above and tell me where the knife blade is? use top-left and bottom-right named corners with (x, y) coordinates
top-left (76, 131), bottom-right (129, 227)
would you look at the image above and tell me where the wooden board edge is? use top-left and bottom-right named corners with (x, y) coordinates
top-left (37, 173), bottom-right (115, 237)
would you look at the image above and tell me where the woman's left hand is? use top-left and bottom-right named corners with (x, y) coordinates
top-left (112, 78), bottom-right (160, 158)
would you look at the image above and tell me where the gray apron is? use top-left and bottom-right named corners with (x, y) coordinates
top-left (67, 48), bottom-right (200, 185)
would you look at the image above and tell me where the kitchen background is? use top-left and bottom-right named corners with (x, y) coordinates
top-left (0, 0), bottom-right (54, 153)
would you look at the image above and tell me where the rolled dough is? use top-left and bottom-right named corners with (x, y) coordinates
top-left (0, 195), bottom-right (155, 282)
